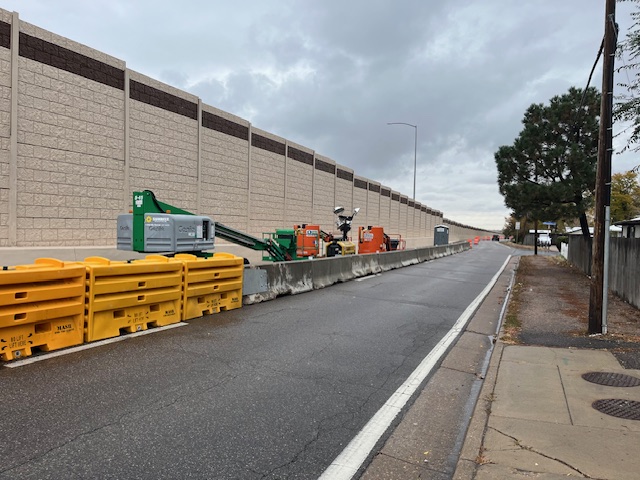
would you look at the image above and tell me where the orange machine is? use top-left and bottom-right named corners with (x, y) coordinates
top-left (358, 226), bottom-right (405, 254)
top-left (294, 224), bottom-right (321, 258)
top-left (358, 226), bottom-right (386, 254)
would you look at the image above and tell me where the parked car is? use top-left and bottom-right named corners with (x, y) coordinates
top-left (537, 233), bottom-right (552, 247)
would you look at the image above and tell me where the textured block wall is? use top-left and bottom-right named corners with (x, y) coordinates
top-left (0, 8), bottom-right (482, 251)
top-left (0, 12), bottom-right (10, 245)
top-left (312, 154), bottom-right (336, 231)
top-left (413, 203), bottom-right (421, 237)
top-left (407, 201), bottom-right (416, 237)
top-left (201, 106), bottom-right (250, 229)
top-left (399, 196), bottom-right (408, 235)
top-left (16, 19), bottom-right (125, 246)
top-left (249, 128), bottom-right (286, 236)
top-left (353, 176), bottom-right (369, 235)
top-left (426, 211), bottom-right (436, 240)
top-left (367, 181), bottom-right (380, 228)
top-left (128, 71), bottom-right (198, 209)
top-left (379, 187), bottom-right (391, 231)
top-left (389, 191), bottom-right (400, 233)
top-left (334, 166), bottom-right (353, 237)
top-left (285, 141), bottom-right (313, 227)
top-left (334, 167), bottom-right (353, 212)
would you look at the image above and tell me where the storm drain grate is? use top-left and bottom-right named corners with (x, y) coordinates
top-left (582, 372), bottom-right (640, 388)
top-left (592, 399), bottom-right (640, 420)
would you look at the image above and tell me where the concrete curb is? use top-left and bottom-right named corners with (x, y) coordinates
top-left (453, 257), bottom-right (520, 479)
top-left (453, 339), bottom-right (505, 479)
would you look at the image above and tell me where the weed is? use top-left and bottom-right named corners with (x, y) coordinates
top-left (500, 258), bottom-right (530, 343)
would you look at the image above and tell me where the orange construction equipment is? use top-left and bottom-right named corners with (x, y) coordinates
top-left (358, 226), bottom-right (386, 254)
top-left (294, 224), bottom-right (322, 258)
top-left (358, 226), bottom-right (406, 254)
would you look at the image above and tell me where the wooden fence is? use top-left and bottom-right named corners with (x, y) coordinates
top-left (567, 236), bottom-right (640, 308)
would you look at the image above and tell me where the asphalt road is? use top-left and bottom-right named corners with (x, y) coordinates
top-left (0, 242), bottom-right (510, 479)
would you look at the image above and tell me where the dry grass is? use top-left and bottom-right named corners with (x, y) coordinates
top-left (475, 446), bottom-right (491, 465)
top-left (500, 258), bottom-right (530, 344)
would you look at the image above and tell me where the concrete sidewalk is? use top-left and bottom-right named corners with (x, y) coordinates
top-left (454, 343), bottom-right (640, 479)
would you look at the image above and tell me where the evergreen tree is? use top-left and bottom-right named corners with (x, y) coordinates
top-left (495, 87), bottom-right (600, 225)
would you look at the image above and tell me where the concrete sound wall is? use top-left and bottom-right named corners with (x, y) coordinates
top-left (335, 166), bottom-right (354, 220)
top-left (284, 141), bottom-right (314, 227)
top-left (0, 8), bottom-right (487, 259)
top-left (312, 154), bottom-right (335, 229)
top-left (367, 180), bottom-right (381, 228)
top-left (201, 106), bottom-right (250, 230)
top-left (0, 10), bottom-right (11, 244)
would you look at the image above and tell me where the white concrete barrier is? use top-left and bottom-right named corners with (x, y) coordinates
top-left (243, 242), bottom-right (471, 305)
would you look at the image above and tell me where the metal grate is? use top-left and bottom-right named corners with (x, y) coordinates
top-left (592, 399), bottom-right (640, 421)
top-left (582, 372), bottom-right (640, 387)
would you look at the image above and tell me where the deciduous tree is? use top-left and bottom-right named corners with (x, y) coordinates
top-left (611, 169), bottom-right (640, 222)
top-left (615, 0), bottom-right (640, 159)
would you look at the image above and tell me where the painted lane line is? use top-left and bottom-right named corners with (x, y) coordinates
top-left (319, 256), bottom-right (511, 480)
top-left (4, 322), bottom-right (189, 368)
top-left (355, 274), bottom-right (382, 282)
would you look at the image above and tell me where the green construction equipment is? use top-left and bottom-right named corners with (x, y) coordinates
top-left (117, 190), bottom-right (297, 261)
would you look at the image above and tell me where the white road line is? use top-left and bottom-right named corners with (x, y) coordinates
top-left (3, 322), bottom-right (189, 368)
top-left (318, 256), bottom-right (511, 480)
top-left (355, 273), bottom-right (382, 282)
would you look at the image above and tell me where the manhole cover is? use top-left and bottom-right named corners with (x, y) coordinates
top-left (582, 372), bottom-right (640, 387)
top-left (592, 399), bottom-right (640, 420)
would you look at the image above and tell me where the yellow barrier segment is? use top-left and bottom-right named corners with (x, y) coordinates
top-left (0, 258), bottom-right (85, 361)
top-left (83, 256), bottom-right (183, 342)
top-left (175, 253), bottom-right (243, 321)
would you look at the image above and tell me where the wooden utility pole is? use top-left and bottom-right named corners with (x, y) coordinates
top-left (589, 0), bottom-right (616, 334)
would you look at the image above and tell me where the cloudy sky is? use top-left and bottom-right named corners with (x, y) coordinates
top-left (3, 1), bottom-right (639, 230)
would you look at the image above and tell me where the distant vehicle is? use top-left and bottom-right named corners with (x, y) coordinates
top-left (537, 233), bottom-right (552, 247)
top-left (492, 234), bottom-right (500, 241)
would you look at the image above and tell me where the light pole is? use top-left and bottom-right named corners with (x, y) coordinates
top-left (387, 122), bottom-right (417, 199)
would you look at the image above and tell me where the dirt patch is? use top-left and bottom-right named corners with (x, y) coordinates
top-left (505, 254), bottom-right (640, 368)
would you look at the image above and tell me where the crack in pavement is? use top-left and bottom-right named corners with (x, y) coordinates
top-left (256, 409), bottom-right (359, 479)
top-left (489, 427), bottom-right (591, 478)
top-left (557, 365), bottom-right (574, 426)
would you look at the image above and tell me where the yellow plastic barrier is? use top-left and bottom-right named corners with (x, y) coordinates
top-left (83, 255), bottom-right (183, 342)
top-left (0, 258), bottom-right (85, 361)
top-left (176, 253), bottom-right (243, 321)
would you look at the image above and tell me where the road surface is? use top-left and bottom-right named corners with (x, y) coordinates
top-left (0, 242), bottom-right (510, 479)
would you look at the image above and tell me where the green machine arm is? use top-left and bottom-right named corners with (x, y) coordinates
top-left (131, 190), bottom-right (292, 261)
top-left (214, 222), bottom-right (292, 262)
